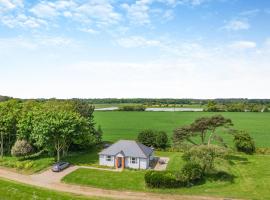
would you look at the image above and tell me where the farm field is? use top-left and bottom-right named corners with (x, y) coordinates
top-left (0, 178), bottom-right (108, 200)
top-left (62, 153), bottom-right (270, 200)
top-left (94, 111), bottom-right (270, 147)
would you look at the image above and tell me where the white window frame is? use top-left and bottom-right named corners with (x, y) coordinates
top-left (130, 157), bottom-right (138, 164)
top-left (106, 155), bottom-right (112, 161)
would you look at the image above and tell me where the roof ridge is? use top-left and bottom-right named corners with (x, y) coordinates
top-left (135, 141), bottom-right (148, 157)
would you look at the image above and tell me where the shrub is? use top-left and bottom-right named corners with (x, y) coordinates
top-left (137, 129), bottom-right (156, 147)
top-left (144, 171), bottom-right (182, 188)
top-left (234, 132), bottom-right (255, 154)
top-left (180, 162), bottom-right (203, 183)
top-left (182, 145), bottom-right (227, 173)
top-left (11, 140), bottom-right (34, 157)
top-left (155, 131), bottom-right (168, 149)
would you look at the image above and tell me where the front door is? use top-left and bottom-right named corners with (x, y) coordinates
top-left (118, 157), bottom-right (122, 168)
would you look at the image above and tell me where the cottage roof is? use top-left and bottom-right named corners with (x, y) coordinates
top-left (99, 140), bottom-right (153, 158)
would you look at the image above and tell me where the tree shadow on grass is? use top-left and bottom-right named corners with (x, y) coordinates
top-left (225, 155), bottom-right (251, 166)
top-left (206, 171), bottom-right (236, 183)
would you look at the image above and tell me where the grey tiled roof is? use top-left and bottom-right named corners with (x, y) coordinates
top-left (99, 140), bottom-right (153, 158)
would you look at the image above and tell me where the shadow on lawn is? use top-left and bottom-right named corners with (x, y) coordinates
top-left (226, 155), bottom-right (251, 165)
top-left (206, 171), bottom-right (236, 183)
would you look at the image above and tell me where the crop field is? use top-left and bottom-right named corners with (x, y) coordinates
top-left (94, 111), bottom-right (270, 147)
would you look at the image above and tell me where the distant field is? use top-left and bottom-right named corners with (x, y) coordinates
top-left (94, 111), bottom-right (270, 147)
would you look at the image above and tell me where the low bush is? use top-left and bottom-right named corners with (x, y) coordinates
top-left (11, 140), bottom-right (34, 157)
top-left (234, 132), bottom-right (255, 154)
top-left (145, 162), bottom-right (204, 189)
top-left (180, 162), bottom-right (203, 184)
top-left (144, 171), bottom-right (182, 188)
top-left (182, 145), bottom-right (226, 173)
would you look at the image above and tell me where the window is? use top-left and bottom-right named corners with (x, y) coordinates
top-left (130, 157), bottom-right (138, 164)
top-left (106, 156), bottom-right (112, 161)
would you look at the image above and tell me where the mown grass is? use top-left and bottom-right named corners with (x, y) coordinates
top-left (0, 178), bottom-right (109, 200)
top-left (62, 153), bottom-right (270, 200)
top-left (94, 111), bottom-right (270, 147)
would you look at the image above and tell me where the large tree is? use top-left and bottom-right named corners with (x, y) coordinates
top-left (31, 110), bottom-right (89, 161)
top-left (173, 115), bottom-right (233, 147)
top-left (0, 100), bottom-right (20, 158)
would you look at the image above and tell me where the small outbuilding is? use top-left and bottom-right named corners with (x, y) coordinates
top-left (99, 140), bottom-right (154, 169)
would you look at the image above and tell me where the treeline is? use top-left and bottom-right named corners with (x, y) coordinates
top-left (73, 98), bottom-right (270, 105)
top-left (206, 101), bottom-right (269, 112)
top-left (0, 99), bottom-right (102, 161)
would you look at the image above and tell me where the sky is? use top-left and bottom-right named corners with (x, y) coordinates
top-left (0, 0), bottom-right (270, 99)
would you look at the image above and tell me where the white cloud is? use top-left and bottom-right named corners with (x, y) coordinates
top-left (122, 1), bottom-right (151, 25)
top-left (229, 41), bottom-right (257, 50)
top-left (0, 0), bottom-right (23, 10)
top-left (30, 2), bottom-right (59, 18)
top-left (1, 14), bottom-right (47, 28)
top-left (117, 36), bottom-right (161, 48)
top-left (223, 19), bottom-right (250, 31)
top-left (240, 9), bottom-right (260, 17)
top-left (80, 28), bottom-right (98, 34)
top-left (0, 36), bottom-right (75, 51)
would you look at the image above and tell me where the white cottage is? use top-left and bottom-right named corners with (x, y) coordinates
top-left (99, 140), bottom-right (154, 169)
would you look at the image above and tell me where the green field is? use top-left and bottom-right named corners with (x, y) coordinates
top-left (62, 153), bottom-right (270, 200)
top-left (0, 178), bottom-right (109, 200)
top-left (94, 111), bottom-right (270, 147)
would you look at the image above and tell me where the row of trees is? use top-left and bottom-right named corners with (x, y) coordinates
top-left (206, 101), bottom-right (269, 112)
top-left (0, 99), bottom-right (102, 161)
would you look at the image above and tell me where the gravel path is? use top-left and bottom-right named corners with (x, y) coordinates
top-left (0, 166), bottom-right (234, 200)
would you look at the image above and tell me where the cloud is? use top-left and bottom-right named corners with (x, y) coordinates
top-left (223, 19), bottom-right (250, 31)
top-left (229, 41), bottom-right (257, 50)
top-left (80, 28), bottom-right (99, 34)
top-left (178, 0), bottom-right (210, 6)
top-left (0, 0), bottom-right (23, 10)
top-left (121, 1), bottom-right (151, 25)
top-left (117, 36), bottom-right (162, 48)
top-left (0, 36), bottom-right (76, 51)
top-left (1, 14), bottom-right (47, 28)
top-left (240, 9), bottom-right (260, 17)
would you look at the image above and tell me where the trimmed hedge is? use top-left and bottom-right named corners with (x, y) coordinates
top-left (145, 162), bottom-right (204, 189)
top-left (145, 171), bottom-right (183, 188)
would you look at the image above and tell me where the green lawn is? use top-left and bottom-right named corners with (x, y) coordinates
top-left (0, 178), bottom-right (109, 200)
top-left (0, 156), bottom-right (54, 174)
top-left (94, 111), bottom-right (270, 147)
top-left (62, 153), bottom-right (270, 200)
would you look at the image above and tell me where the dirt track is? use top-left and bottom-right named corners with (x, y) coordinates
top-left (0, 166), bottom-right (233, 200)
